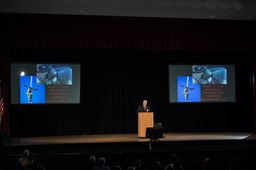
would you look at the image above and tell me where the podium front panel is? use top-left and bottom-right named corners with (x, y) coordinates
top-left (138, 112), bottom-right (154, 137)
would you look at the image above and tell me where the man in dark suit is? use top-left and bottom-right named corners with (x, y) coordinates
top-left (137, 99), bottom-right (150, 112)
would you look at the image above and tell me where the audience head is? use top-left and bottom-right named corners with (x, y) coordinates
top-left (135, 159), bottom-right (142, 168)
top-left (23, 149), bottom-right (30, 157)
top-left (152, 161), bottom-right (161, 169)
top-left (18, 149), bottom-right (31, 167)
top-left (127, 166), bottom-right (135, 170)
top-left (113, 164), bottom-right (122, 170)
top-left (165, 164), bottom-right (174, 170)
top-left (97, 157), bottom-right (106, 167)
top-left (89, 155), bottom-right (96, 165)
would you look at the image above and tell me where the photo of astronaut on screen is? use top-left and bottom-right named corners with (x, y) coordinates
top-left (177, 76), bottom-right (200, 102)
top-left (36, 64), bottom-right (72, 85)
top-left (20, 75), bottom-right (45, 104)
top-left (192, 65), bottom-right (227, 85)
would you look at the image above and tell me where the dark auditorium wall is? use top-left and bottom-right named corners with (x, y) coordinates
top-left (0, 13), bottom-right (256, 136)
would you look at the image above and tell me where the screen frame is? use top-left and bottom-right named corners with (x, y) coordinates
top-left (10, 62), bottom-right (81, 105)
top-left (168, 63), bottom-right (237, 103)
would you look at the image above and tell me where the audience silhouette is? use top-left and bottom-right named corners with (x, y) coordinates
top-left (92, 156), bottom-right (111, 170)
top-left (18, 149), bottom-right (31, 168)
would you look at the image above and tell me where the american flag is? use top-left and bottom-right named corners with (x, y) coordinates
top-left (0, 85), bottom-right (4, 122)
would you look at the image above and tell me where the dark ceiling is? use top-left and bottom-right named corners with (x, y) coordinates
top-left (1, 0), bottom-right (256, 20)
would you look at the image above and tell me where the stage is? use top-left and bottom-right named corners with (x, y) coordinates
top-left (2, 132), bottom-right (256, 153)
top-left (5, 132), bottom-right (253, 145)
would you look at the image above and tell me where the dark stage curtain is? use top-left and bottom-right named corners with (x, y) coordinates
top-left (80, 53), bottom-right (170, 134)
top-left (7, 49), bottom-right (254, 137)
top-left (0, 13), bottom-right (256, 136)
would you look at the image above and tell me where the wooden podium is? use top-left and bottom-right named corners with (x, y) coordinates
top-left (138, 112), bottom-right (154, 137)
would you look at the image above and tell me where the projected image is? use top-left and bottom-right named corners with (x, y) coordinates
top-left (178, 76), bottom-right (201, 102)
top-left (36, 64), bottom-right (72, 85)
top-left (11, 63), bottom-right (81, 104)
top-left (192, 65), bottom-right (227, 85)
top-left (169, 65), bottom-right (235, 103)
top-left (20, 76), bottom-right (45, 104)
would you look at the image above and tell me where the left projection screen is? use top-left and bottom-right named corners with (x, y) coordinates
top-left (11, 63), bottom-right (81, 104)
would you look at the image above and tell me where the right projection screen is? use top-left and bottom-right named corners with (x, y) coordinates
top-left (169, 65), bottom-right (236, 103)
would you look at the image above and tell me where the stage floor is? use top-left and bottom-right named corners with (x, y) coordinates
top-left (2, 132), bottom-right (256, 160)
top-left (5, 132), bottom-right (254, 146)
